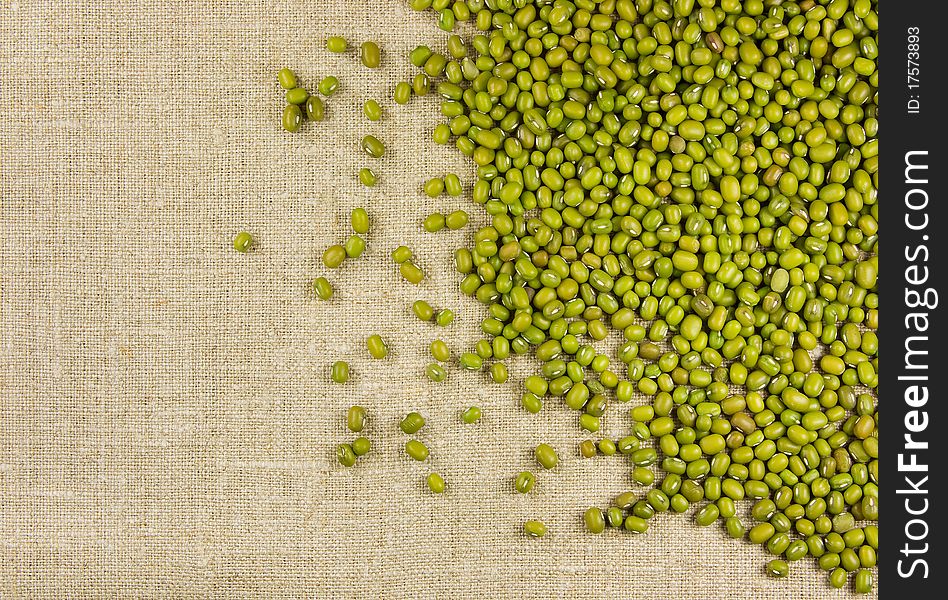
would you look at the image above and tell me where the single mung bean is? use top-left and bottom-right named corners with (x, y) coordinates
top-left (394, 82), bottom-right (412, 104)
top-left (366, 334), bottom-right (388, 359)
top-left (392, 246), bottom-right (413, 264)
top-left (535, 444), bottom-right (558, 469)
top-left (412, 73), bottom-right (429, 96)
top-left (445, 210), bottom-right (469, 230)
top-left (405, 439), bottom-right (429, 461)
top-left (318, 76), bottom-right (339, 96)
top-left (461, 406), bottom-right (482, 423)
top-left (425, 363), bottom-right (446, 382)
top-left (829, 568), bottom-right (848, 588)
top-left (326, 36), bottom-right (347, 53)
top-left (444, 173), bottom-right (462, 196)
top-left (277, 68), bottom-right (297, 90)
top-left (399, 261), bottom-right (425, 284)
top-left (351, 437), bottom-right (370, 456)
top-left (285, 87), bottom-right (308, 105)
top-left (346, 405), bottom-right (366, 432)
top-left (305, 96), bottom-right (325, 121)
top-left (424, 212), bottom-right (446, 232)
top-left (490, 363), bottom-right (508, 384)
top-left (767, 559), bottom-right (790, 578)
top-left (585, 507), bottom-right (606, 533)
top-left (337, 444), bottom-right (356, 467)
top-left (282, 104), bottom-right (303, 132)
top-left (358, 168), bottom-right (377, 187)
top-left (350, 208), bottom-right (370, 234)
top-left (854, 569), bottom-right (873, 594)
top-left (459, 353), bottom-right (482, 370)
top-left (430, 339), bottom-right (450, 361)
top-left (344, 235), bottom-right (365, 259)
top-left (331, 361), bottom-right (350, 384)
top-left (313, 277), bottom-right (333, 300)
top-left (726, 517), bottom-right (745, 539)
top-left (696, 503), bottom-right (720, 526)
top-left (363, 99), bottom-right (382, 121)
top-left (399, 412), bottom-right (425, 434)
top-left (521, 393), bottom-right (542, 414)
top-left (361, 135), bottom-right (385, 158)
top-left (361, 41), bottom-right (381, 68)
top-left (426, 472), bottom-right (445, 493)
top-left (515, 471), bottom-right (535, 493)
top-left (322, 245), bottom-right (346, 268)
top-left (624, 516), bottom-right (649, 534)
top-left (233, 231), bottom-right (254, 253)
top-left (598, 439), bottom-right (617, 456)
top-left (523, 520), bottom-right (547, 538)
top-left (579, 440), bottom-right (597, 458)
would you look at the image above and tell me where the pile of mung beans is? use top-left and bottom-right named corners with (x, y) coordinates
top-left (244, 0), bottom-right (878, 593)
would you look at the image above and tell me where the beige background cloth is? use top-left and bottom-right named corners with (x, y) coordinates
top-left (0, 1), bottom-right (877, 598)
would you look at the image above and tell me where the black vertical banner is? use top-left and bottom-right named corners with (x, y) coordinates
top-left (881, 1), bottom-right (946, 596)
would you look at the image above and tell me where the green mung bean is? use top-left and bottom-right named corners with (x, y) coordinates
top-left (489, 363), bottom-right (508, 384)
top-left (346, 405), bottom-right (366, 432)
top-left (331, 361), bottom-right (350, 384)
top-left (579, 440), bottom-right (597, 458)
top-left (459, 353), bottom-right (482, 370)
top-left (445, 210), bottom-right (468, 230)
top-left (429, 339), bottom-right (450, 361)
top-left (424, 213), bottom-right (445, 232)
top-left (282, 105), bottom-right (302, 132)
top-left (515, 471), bottom-right (535, 493)
top-left (361, 135), bottom-right (385, 158)
top-left (405, 439), bottom-right (429, 461)
top-left (305, 96), bottom-right (325, 121)
top-left (426, 472), bottom-right (445, 493)
top-left (317, 76), bottom-right (339, 96)
top-left (277, 68), bottom-right (296, 90)
top-left (523, 520), bottom-right (547, 538)
top-left (285, 87), bottom-right (308, 105)
top-left (337, 444), bottom-right (356, 467)
top-left (344, 235), bottom-right (365, 259)
top-left (363, 99), bottom-right (382, 122)
top-left (425, 363), bottom-right (446, 382)
top-left (233, 231), bottom-right (253, 253)
top-left (394, 82), bottom-right (412, 104)
top-left (399, 412), bottom-right (425, 435)
top-left (461, 406), bottom-right (481, 423)
top-left (322, 245), bottom-right (346, 268)
top-left (854, 569), bottom-right (873, 594)
top-left (584, 507), bottom-right (606, 534)
top-left (312, 276), bottom-right (333, 300)
top-left (444, 173), bottom-right (462, 196)
top-left (392, 246), bottom-right (413, 264)
top-left (366, 334), bottom-right (388, 359)
top-left (357, 168), bottom-right (376, 188)
top-left (767, 559), bottom-right (790, 578)
top-left (371, 0), bottom-right (878, 582)
top-left (535, 444), bottom-right (558, 469)
top-left (624, 516), bottom-right (649, 534)
top-left (412, 73), bottom-right (430, 96)
top-left (399, 261), bottom-right (425, 284)
top-left (326, 36), bottom-right (347, 53)
top-left (423, 178), bottom-right (443, 198)
top-left (360, 41), bottom-right (381, 68)
top-left (351, 437), bottom-right (371, 456)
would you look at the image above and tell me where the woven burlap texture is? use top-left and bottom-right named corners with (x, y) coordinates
top-left (0, 1), bottom-right (877, 598)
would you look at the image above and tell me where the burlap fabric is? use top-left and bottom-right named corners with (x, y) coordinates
top-left (0, 1), bottom-right (877, 597)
